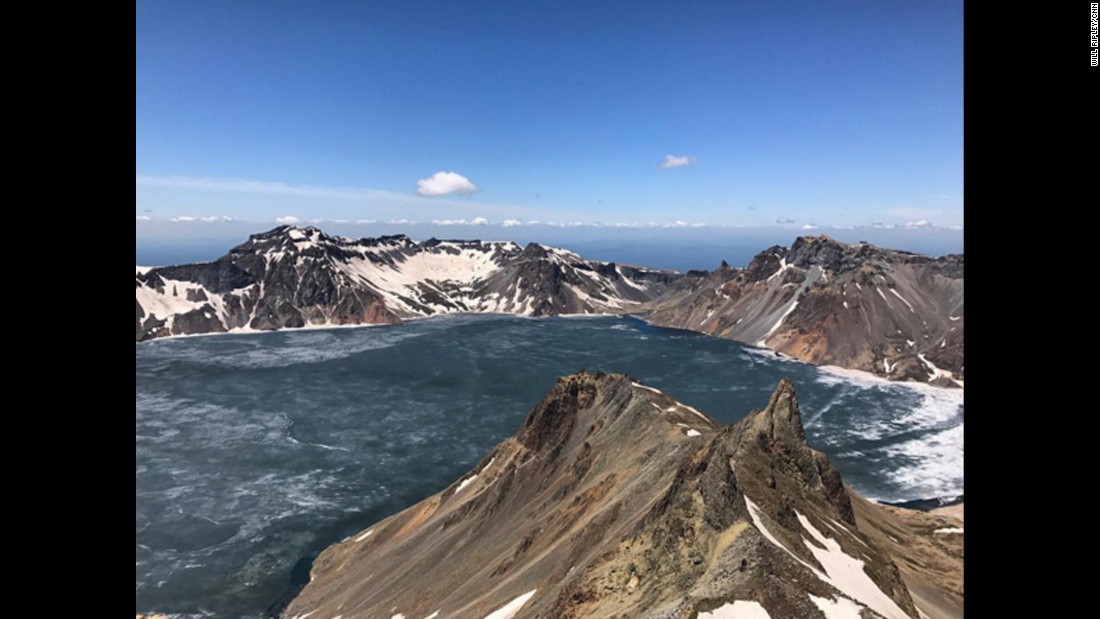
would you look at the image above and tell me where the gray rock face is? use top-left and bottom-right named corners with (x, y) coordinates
top-left (285, 373), bottom-right (954, 619)
top-left (641, 236), bottom-right (964, 385)
top-left (134, 226), bottom-right (678, 341)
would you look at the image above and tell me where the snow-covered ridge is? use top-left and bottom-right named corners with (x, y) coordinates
top-left (136, 226), bottom-right (679, 341)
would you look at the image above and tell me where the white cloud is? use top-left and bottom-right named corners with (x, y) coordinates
top-left (659, 154), bottom-right (696, 169)
top-left (308, 218), bottom-right (325, 224)
top-left (776, 217), bottom-right (796, 224)
top-left (389, 218), bottom-right (417, 225)
top-left (432, 217), bottom-right (489, 225)
top-left (136, 174), bottom-right (552, 222)
top-left (802, 224), bottom-right (819, 230)
top-left (136, 215), bottom-right (150, 221)
top-left (518, 220), bottom-right (711, 229)
top-left (332, 219), bottom-right (349, 223)
top-left (903, 219), bottom-right (932, 229)
top-left (355, 219), bottom-right (377, 224)
top-left (168, 215), bottom-right (234, 223)
top-left (275, 215), bottom-right (300, 225)
top-left (501, 219), bottom-right (523, 227)
top-left (416, 171), bottom-right (479, 196)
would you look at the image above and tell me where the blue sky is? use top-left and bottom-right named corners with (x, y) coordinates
top-left (137, 0), bottom-right (963, 248)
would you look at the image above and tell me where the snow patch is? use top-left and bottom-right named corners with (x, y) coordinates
top-left (933, 527), bottom-right (964, 535)
top-left (807, 594), bottom-right (864, 619)
top-left (755, 295), bottom-right (800, 346)
top-left (483, 589), bottom-right (537, 619)
top-left (744, 496), bottom-right (908, 619)
top-left (889, 288), bottom-right (916, 313)
top-left (917, 353), bottom-right (955, 383)
top-left (455, 474), bottom-right (478, 493)
top-left (767, 256), bottom-right (791, 282)
top-left (697, 600), bottom-right (772, 618)
top-left (796, 511), bottom-right (910, 619)
top-left (672, 421), bottom-right (703, 436)
top-left (631, 382), bottom-right (663, 394)
top-left (701, 308), bottom-right (715, 326)
top-left (354, 528), bottom-right (374, 542)
top-left (670, 402), bottom-right (709, 422)
top-left (744, 495), bottom-right (820, 574)
top-left (616, 266), bottom-right (648, 291)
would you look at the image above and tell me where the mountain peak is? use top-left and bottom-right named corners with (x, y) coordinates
top-left (517, 370), bottom-right (603, 451)
top-left (520, 241), bottom-right (550, 258)
top-left (752, 375), bottom-right (806, 447)
top-left (286, 372), bottom-right (925, 619)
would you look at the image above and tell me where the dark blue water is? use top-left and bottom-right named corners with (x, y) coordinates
top-left (135, 314), bottom-right (963, 618)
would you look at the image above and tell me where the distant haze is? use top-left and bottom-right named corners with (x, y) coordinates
top-left (136, 222), bottom-right (962, 272)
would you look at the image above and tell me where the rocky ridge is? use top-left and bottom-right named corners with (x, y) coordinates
top-left (641, 236), bottom-right (964, 386)
top-left (135, 226), bottom-right (678, 341)
top-left (136, 229), bottom-right (964, 385)
top-left (283, 372), bottom-right (963, 619)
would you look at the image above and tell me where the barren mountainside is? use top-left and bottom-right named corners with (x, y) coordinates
top-left (642, 236), bottom-right (963, 386)
top-left (284, 372), bottom-right (963, 619)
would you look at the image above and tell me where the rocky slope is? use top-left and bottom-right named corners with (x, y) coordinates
top-left (641, 236), bottom-right (964, 386)
top-left (284, 372), bottom-right (962, 619)
top-left (135, 226), bottom-right (678, 341)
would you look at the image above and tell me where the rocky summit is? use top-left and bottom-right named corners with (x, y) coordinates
top-left (136, 228), bottom-right (963, 385)
top-left (642, 236), bottom-right (963, 386)
top-left (283, 372), bottom-right (963, 619)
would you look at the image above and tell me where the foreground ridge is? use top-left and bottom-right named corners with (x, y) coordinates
top-left (283, 372), bottom-right (962, 619)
